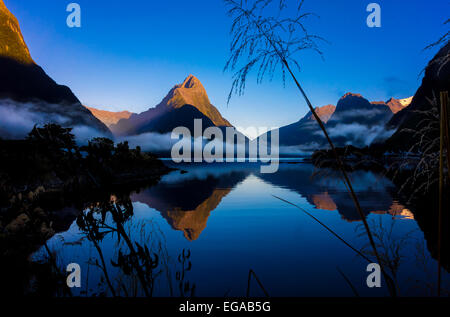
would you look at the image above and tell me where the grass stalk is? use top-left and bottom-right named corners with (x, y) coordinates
top-left (246, 269), bottom-right (269, 297)
top-left (280, 60), bottom-right (396, 297)
top-left (337, 266), bottom-right (360, 297)
top-left (437, 91), bottom-right (448, 296)
top-left (228, 1), bottom-right (396, 296)
top-left (273, 195), bottom-right (372, 263)
top-left (442, 92), bottom-right (450, 180)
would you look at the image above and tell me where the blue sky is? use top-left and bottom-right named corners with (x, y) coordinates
top-left (5, 0), bottom-right (449, 129)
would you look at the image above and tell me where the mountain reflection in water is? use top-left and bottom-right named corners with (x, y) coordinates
top-left (33, 161), bottom-right (446, 297)
top-left (131, 166), bottom-right (249, 240)
top-left (133, 162), bottom-right (414, 241)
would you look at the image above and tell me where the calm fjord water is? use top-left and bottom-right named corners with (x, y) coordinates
top-left (34, 161), bottom-right (447, 297)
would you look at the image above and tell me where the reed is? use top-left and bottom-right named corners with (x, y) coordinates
top-left (437, 91), bottom-right (448, 296)
top-left (224, 0), bottom-right (395, 296)
top-left (273, 195), bottom-right (372, 263)
top-left (247, 269), bottom-right (269, 297)
top-left (337, 266), bottom-right (360, 297)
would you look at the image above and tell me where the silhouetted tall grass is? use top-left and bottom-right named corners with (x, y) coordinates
top-left (224, 0), bottom-right (395, 296)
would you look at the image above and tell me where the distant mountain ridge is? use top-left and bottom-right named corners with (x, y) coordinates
top-left (372, 97), bottom-right (413, 114)
top-left (301, 104), bottom-right (336, 124)
top-left (0, 0), bottom-right (421, 150)
top-left (111, 75), bottom-right (232, 136)
top-left (265, 92), bottom-right (412, 152)
top-left (387, 97), bottom-right (413, 113)
top-left (85, 106), bottom-right (134, 127)
top-left (258, 104), bottom-right (336, 149)
top-left (328, 93), bottom-right (393, 126)
top-left (325, 93), bottom-right (394, 147)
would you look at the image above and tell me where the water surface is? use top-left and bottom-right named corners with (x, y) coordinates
top-left (34, 161), bottom-right (447, 297)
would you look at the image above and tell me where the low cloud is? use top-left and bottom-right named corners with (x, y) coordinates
top-left (2, 99), bottom-right (395, 158)
top-left (0, 100), bottom-right (260, 157)
top-left (329, 107), bottom-right (392, 123)
top-left (0, 99), bottom-right (109, 144)
top-left (116, 132), bottom-right (176, 152)
top-left (326, 123), bottom-right (395, 147)
top-left (279, 143), bottom-right (322, 156)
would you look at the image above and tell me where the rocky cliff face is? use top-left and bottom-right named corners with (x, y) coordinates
top-left (385, 97), bottom-right (413, 114)
top-left (0, 0), bottom-right (110, 137)
top-left (111, 75), bottom-right (232, 136)
top-left (0, 0), bottom-right (33, 65)
top-left (300, 104), bottom-right (336, 124)
top-left (163, 75), bottom-right (231, 127)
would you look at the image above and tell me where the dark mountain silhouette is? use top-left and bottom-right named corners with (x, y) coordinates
top-left (258, 105), bottom-right (335, 150)
top-left (130, 104), bottom-right (219, 135)
top-left (328, 93), bottom-right (393, 126)
top-left (263, 93), bottom-right (399, 152)
top-left (324, 93), bottom-right (394, 147)
top-left (384, 42), bottom-right (450, 151)
top-left (111, 75), bottom-right (232, 136)
top-left (0, 0), bottom-right (110, 135)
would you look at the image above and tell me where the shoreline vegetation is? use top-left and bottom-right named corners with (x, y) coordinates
top-left (0, 124), bottom-right (173, 296)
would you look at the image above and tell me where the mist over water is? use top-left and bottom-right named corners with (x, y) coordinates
top-left (0, 99), bottom-right (108, 143)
